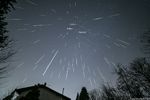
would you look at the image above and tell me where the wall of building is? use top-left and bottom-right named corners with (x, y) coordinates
top-left (39, 88), bottom-right (67, 100)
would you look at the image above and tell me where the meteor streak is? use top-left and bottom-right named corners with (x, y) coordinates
top-left (43, 50), bottom-right (59, 76)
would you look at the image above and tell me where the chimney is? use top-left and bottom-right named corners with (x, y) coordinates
top-left (44, 82), bottom-right (47, 86)
top-left (62, 88), bottom-right (64, 95)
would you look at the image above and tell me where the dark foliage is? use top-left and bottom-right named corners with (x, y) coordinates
top-left (89, 89), bottom-right (101, 100)
top-left (89, 58), bottom-right (150, 100)
top-left (0, 0), bottom-right (16, 48)
top-left (2, 93), bottom-right (13, 100)
top-left (76, 93), bottom-right (79, 100)
top-left (79, 87), bottom-right (89, 100)
top-left (0, 0), bottom-right (16, 82)
top-left (115, 58), bottom-right (150, 98)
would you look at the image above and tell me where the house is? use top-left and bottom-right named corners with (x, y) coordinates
top-left (3, 83), bottom-right (71, 100)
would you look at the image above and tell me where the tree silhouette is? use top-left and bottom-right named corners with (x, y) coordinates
top-left (79, 87), bottom-right (89, 100)
top-left (90, 57), bottom-right (150, 100)
top-left (114, 58), bottom-right (150, 98)
top-left (128, 58), bottom-right (150, 96)
top-left (115, 64), bottom-right (134, 97)
top-left (0, 0), bottom-right (16, 82)
top-left (89, 89), bottom-right (101, 100)
top-left (101, 85), bottom-right (119, 100)
top-left (76, 93), bottom-right (79, 100)
top-left (115, 64), bottom-right (143, 98)
top-left (0, 0), bottom-right (16, 48)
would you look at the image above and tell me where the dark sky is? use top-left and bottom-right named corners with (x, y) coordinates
top-left (1, 0), bottom-right (150, 99)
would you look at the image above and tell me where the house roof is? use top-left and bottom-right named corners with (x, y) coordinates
top-left (15, 84), bottom-right (71, 100)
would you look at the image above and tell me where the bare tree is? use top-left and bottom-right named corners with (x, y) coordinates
top-left (89, 89), bottom-right (101, 100)
top-left (114, 57), bottom-right (150, 98)
top-left (115, 63), bottom-right (144, 98)
top-left (128, 58), bottom-right (150, 97)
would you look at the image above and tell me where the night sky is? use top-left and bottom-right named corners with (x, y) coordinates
top-left (1, 0), bottom-right (150, 99)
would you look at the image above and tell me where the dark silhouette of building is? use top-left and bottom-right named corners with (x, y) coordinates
top-left (3, 83), bottom-right (71, 100)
